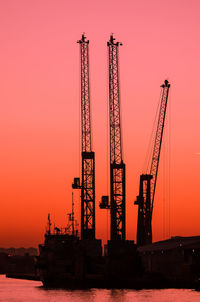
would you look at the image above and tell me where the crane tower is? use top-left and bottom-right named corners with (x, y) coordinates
top-left (135, 80), bottom-right (170, 246)
top-left (73, 34), bottom-right (95, 240)
top-left (100, 35), bottom-right (125, 242)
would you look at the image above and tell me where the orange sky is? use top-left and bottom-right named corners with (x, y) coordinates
top-left (0, 0), bottom-right (200, 248)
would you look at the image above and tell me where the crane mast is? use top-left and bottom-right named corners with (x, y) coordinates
top-left (135, 80), bottom-right (170, 246)
top-left (108, 35), bottom-right (125, 241)
top-left (100, 35), bottom-right (125, 242)
top-left (73, 34), bottom-right (95, 240)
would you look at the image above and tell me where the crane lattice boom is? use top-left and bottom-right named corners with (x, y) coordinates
top-left (74, 34), bottom-right (95, 240)
top-left (108, 35), bottom-right (123, 164)
top-left (79, 34), bottom-right (91, 153)
top-left (108, 35), bottom-right (125, 241)
top-left (150, 80), bottom-right (170, 214)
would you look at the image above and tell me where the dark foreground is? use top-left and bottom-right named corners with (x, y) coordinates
top-left (6, 273), bottom-right (40, 281)
top-left (5, 272), bottom-right (200, 290)
top-left (3, 236), bottom-right (200, 290)
top-left (36, 234), bottom-right (200, 290)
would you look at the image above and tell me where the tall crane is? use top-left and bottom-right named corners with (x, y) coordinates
top-left (135, 80), bottom-right (170, 246)
top-left (100, 35), bottom-right (125, 242)
top-left (72, 34), bottom-right (95, 240)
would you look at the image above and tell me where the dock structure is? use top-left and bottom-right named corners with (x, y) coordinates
top-left (36, 35), bottom-right (200, 289)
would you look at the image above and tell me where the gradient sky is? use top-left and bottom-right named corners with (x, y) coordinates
top-left (0, 0), bottom-right (200, 248)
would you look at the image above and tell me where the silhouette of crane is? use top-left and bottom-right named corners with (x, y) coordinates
top-left (135, 80), bottom-right (170, 246)
top-left (72, 34), bottom-right (95, 240)
top-left (100, 35), bottom-right (125, 242)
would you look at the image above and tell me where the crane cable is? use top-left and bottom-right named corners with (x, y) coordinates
top-left (142, 89), bottom-right (163, 174)
top-left (162, 87), bottom-right (172, 240)
top-left (168, 88), bottom-right (171, 239)
top-left (106, 46), bottom-right (110, 242)
top-left (78, 44), bottom-right (81, 237)
top-left (163, 127), bottom-right (166, 239)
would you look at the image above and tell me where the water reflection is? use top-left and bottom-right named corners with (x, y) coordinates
top-left (0, 275), bottom-right (200, 302)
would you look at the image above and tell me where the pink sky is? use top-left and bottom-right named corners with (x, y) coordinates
top-left (0, 0), bottom-right (200, 247)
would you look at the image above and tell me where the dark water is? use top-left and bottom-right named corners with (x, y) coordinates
top-left (0, 275), bottom-right (200, 302)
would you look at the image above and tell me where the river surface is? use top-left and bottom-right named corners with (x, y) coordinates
top-left (0, 275), bottom-right (200, 302)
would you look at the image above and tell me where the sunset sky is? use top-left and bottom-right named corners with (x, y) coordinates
top-left (0, 0), bottom-right (200, 248)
